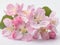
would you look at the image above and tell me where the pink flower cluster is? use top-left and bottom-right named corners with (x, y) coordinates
top-left (2, 4), bottom-right (58, 41)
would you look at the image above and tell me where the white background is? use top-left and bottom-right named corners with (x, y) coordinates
top-left (0, 0), bottom-right (60, 45)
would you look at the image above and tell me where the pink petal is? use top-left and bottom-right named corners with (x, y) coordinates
top-left (12, 16), bottom-right (23, 28)
top-left (50, 12), bottom-right (56, 17)
top-left (40, 29), bottom-right (49, 40)
top-left (22, 33), bottom-right (33, 41)
top-left (11, 31), bottom-right (23, 40)
top-left (35, 8), bottom-right (45, 16)
top-left (5, 4), bottom-right (16, 16)
top-left (2, 28), bottom-right (11, 37)
top-left (49, 12), bottom-right (59, 26)
top-left (33, 31), bottom-right (39, 39)
top-left (16, 3), bottom-right (23, 12)
top-left (26, 23), bottom-right (35, 34)
top-left (7, 4), bottom-right (15, 10)
top-left (49, 31), bottom-right (56, 39)
top-left (39, 20), bottom-right (50, 27)
top-left (27, 5), bottom-right (35, 12)
top-left (3, 18), bottom-right (13, 27)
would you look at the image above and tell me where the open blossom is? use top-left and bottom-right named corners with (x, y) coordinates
top-left (5, 4), bottom-right (23, 16)
top-left (29, 8), bottom-right (49, 29)
top-left (17, 5), bottom-right (35, 23)
top-left (38, 27), bottom-right (49, 40)
top-left (2, 18), bottom-right (14, 37)
top-left (11, 23), bottom-right (35, 41)
top-left (2, 28), bottom-right (12, 37)
top-left (38, 27), bottom-right (56, 40)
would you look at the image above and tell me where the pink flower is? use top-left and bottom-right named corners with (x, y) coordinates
top-left (5, 4), bottom-right (17, 16)
top-left (2, 18), bottom-right (14, 37)
top-left (39, 25), bottom-right (56, 40)
top-left (11, 31), bottom-right (33, 41)
top-left (2, 27), bottom-right (15, 37)
top-left (10, 30), bottom-right (23, 40)
top-left (10, 23), bottom-right (34, 41)
top-left (17, 5), bottom-right (35, 23)
top-left (5, 4), bottom-right (23, 16)
top-left (24, 23), bottom-right (39, 40)
top-left (12, 16), bottom-right (23, 29)
top-left (39, 27), bottom-right (50, 40)
top-left (2, 4), bottom-right (58, 41)
top-left (49, 12), bottom-right (58, 26)
top-left (28, 8), bottom-right (50, 29)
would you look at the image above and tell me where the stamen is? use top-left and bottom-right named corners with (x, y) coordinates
top-left (20, 26), bottom-right (27, 34)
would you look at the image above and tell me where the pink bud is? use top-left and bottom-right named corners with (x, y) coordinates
top-left (33, 32), bottom-right (39, 39)
top-left (49, 31), bottom-right (56, 39)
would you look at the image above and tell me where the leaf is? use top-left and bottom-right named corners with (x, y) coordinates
top-left (43, 6), bottom-right (52, 16)
top-left (0, 22), bottom-right (5, 29)
top-left (1, 15), bottom-right (13, 22)
top-left (0, 15), bottom-right (13, 29)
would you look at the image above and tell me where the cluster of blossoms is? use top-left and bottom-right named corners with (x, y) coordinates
top-left (2, 4), bottom-right (58, 41)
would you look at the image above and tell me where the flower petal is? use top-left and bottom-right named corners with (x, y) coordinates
top-left (3, 18), bottom-right (13, 27)
top-left (5, 4), bottom-right (17, 16)
top-left (2, 28), bottom-right (11, 37)
top-left (22, 33), bottom-right (33, 41)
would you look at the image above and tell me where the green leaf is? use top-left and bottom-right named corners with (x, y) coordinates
top-left (1, 15), bottom-right (13, 22)
top-left (0, 15), bottom-right (13, 29)
top-left (43, 6), bottom-right (52, 16)
top-left (0, 22), bottom-right (5, 29)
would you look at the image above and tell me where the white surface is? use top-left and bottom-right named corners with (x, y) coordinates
top-left (0, 0), bottom-right (60, 45)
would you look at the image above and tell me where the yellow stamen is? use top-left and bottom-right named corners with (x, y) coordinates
top-left (38, 27), bottom-right (48, 33)
top-left (22, 10), bottom-right (30, 15)
top-left (12, 8), bottom-right (16, 12)
top-left (51, 20), bottom-right (56, 25)
top-left (6, 27), bottom-right (13, 32)
top-left (20, 27), bottom-right (27, 34)
top-left (34, 15), bottom-right (43, 23)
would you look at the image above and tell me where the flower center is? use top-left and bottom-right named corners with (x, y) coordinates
top-left (33, 15), bottom-right (43, 24)
top-left (12, 8), bottom-right (16, 12)
top-left (22, 10), bottom-right (30, 16)
top-left (38, 27), bottom-right (48, 33)
top-left (19, 26), bottom-right (27, 34)
top-left (51, 20), bottom-right (56, 25)
top-left (6, 27), bottom-right (14, 32)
